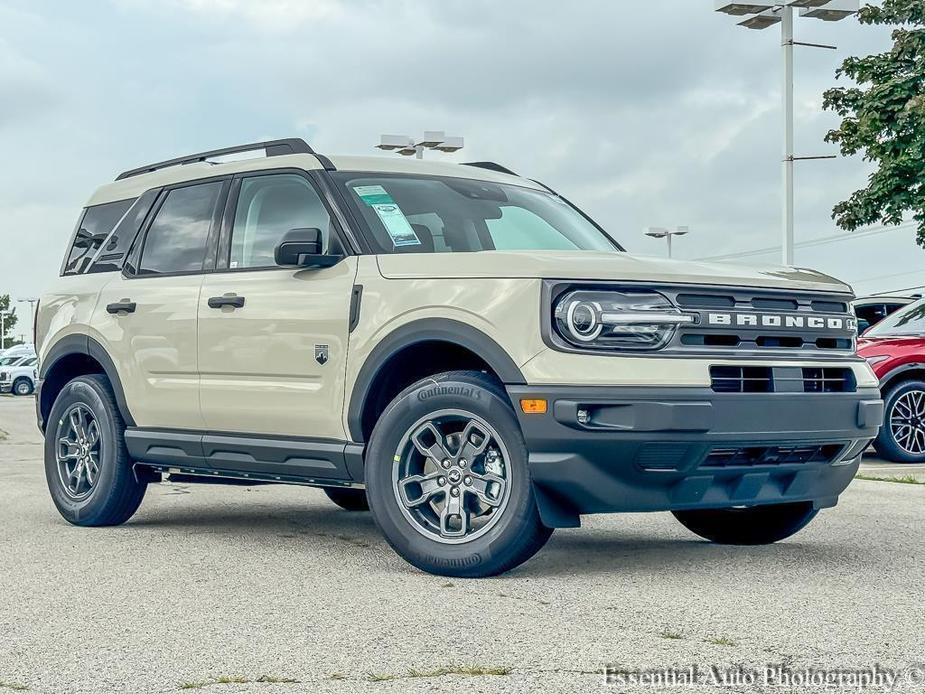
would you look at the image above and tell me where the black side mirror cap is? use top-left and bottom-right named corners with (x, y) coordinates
top-left (274, 228), bottom-right (341, 268)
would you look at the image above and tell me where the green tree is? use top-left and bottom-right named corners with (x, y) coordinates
top-left (823, 0), bottom-right (925, 244)
top-left (0, 295), bottom-right (20, 349)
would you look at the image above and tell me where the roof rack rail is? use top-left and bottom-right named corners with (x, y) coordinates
top-left (115, 138), bottom-right (316, 181)
top-left (462, 161), bottom-right (519, 177)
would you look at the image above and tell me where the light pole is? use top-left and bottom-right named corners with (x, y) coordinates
top-left (17, 297), bottom-right (38, 342)
top-left (645, 226), bottom-right (690, 259)
top-left (0, 310), bottom-right (10, 351)
top-left (714, 1), bottom-right (858, 265)
top-left (376, 131), bottom-right (464, 159)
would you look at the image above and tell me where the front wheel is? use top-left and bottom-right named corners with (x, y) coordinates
top-left (672, 501), bottom-right (818, 545)
top-left (13, 377), bottom-right (34, 396)
top-left (44, 374), bottom-right (147, 526)
top-left (365, 371), bottom-right (552, 577)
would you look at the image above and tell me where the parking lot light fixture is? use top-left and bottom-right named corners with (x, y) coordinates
top-left (645, 226), bottom-right (690, 259)
top-left (376, 132), bottom-right (465, 160)
top-left (714, 2), bottom-right (774, 15)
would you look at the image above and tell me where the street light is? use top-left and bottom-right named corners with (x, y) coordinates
top-left (376, 131), bottom-right (465, 159)
top-left (645, 226), bottom-right (690, 259)
top-left (17, 297), bottom-right (38, 342)
top-left (0, 310), bottom-right (10, 351)
top-left (714, 0), bottom-right (859, 266)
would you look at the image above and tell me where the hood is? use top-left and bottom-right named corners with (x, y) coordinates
top-left (377, 250), bottom-right (852, 294)
top-left (858, 335), bottom-right (924, 352)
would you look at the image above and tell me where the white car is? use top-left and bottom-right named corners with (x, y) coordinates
top-left (0, 355), bottom-right (38, 396)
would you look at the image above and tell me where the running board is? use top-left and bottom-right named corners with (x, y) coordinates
top-left (133, 463), bottom-right (365, 490)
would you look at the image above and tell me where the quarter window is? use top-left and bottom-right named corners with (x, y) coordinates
top-left (138, 181), bottom-right (224, 276)
top-left (87, 189), bottom-right (160, 274)
top-left (229, 174), bottom-right (332, 270)
top-left (62, 199), bottom-right (134, 276)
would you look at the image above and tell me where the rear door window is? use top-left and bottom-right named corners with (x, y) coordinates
top-left (62, 199), bottom-right (135, 276)
top-left (136, 181), bottom-right (224, 276)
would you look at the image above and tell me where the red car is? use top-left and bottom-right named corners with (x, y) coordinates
top-left (858, 298), bottom-right (925, 462)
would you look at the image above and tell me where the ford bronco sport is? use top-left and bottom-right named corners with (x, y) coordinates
top-left (36, 138), bottom-right (882, 577)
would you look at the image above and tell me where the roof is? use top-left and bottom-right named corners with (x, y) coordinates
top-left (87, 149), bottom-right (540, 207)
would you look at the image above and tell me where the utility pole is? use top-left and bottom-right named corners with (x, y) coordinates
top-left (714, 1), bottom-right (858, 265)
top-left (781, 4), bottom-right (795, 265)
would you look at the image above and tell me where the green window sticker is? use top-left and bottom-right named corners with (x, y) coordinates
top-left (352, 184), bottom-right (420, 247)
top-left (353, 185), bottom-right (394, 206)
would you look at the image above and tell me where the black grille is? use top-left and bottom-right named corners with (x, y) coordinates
top-left (710, 366), bottom-right (773, 393)
top-left (710, 366), bottom-right (856, 393)
top-left (702, 443), bottom-right (845, 468)
top-left (672, 289), bottom-right (855, 355)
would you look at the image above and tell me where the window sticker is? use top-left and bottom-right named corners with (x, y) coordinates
top-left (373, 203), bottom-right (420, 247)
top-left (353, 185), bottom-right (393, 206)
top-left (352, 184), bottom-right (421, 247)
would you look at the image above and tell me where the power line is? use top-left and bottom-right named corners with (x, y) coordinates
top-left (695, 222), bottom-right (915, 262)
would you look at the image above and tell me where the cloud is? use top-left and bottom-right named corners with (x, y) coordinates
top-left (0, 38), bottom-right (59, 128)
top-left (0, 0), bottom-right (909, 298)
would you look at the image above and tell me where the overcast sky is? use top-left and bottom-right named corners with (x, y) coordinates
top-left (0, 0), bottom-right (918, 327)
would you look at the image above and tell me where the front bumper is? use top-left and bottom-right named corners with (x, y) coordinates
top-left (507, 385), bottom-right (883, 528)
top-left (0, 382), bottom-right (11, 394)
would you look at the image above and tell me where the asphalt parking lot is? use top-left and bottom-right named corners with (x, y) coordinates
top-left (1, 394), bottom-right (923, 694)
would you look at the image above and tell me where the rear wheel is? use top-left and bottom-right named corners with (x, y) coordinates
top-left (12, 377), bottom-right (33, 396)
top-left (323, 487), bottom-right (369, 511)
top-left (873, 380), bottom-right (925, 463)
top-left (365, 371), bottom-right (552, 577)
top-left (672, 501), bottom-right (818, 545)
top-left (44, 374), bottom-right (147, 526)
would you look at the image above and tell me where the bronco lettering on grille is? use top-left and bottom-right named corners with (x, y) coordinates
top-left (706, 313), bottom-right (854, 331)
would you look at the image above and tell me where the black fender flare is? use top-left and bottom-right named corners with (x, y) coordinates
top-left (878, 362), bottom-right (925, 389)
top-left (39, 334), bottom-right (135, 430)
top-left (346, 318), bottom-right (526, 442)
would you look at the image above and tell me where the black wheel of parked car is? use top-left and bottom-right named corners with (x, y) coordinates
top-left (873, 380), bottom-right (925, 463)
top-left (365, 370), bottom-right (553, 577)
top-left (323, 486), bottom-right (369, 511)
top-left (672, 501), bottom-right (818, 545)
top-left (44, 374), bottom-right (147, 526)
top-left (12, 377), bottom-right (34, 396)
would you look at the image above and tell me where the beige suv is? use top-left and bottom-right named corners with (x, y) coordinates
top-left (36, 138), bottom-right (882, 577)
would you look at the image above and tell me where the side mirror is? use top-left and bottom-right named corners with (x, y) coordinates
top-left (274, 228), bottom-right (341, 268)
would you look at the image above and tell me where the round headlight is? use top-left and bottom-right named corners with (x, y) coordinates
top-left (565, 300), bottom-right (603, 342)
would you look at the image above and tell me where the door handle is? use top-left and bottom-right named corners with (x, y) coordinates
top-left (208, 295), bottom-right (246, 309)
top-left (106, 300), bottom-right (136, 314)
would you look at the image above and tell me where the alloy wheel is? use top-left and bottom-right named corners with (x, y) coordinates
top-left (392, 409), bottom-right (512, 544)
top-left (55, 404), bottom-right (102, 500)
top-left (889, 389), bottom-right (925, 455)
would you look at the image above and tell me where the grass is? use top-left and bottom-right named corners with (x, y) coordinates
top-left (0, 682), bottom-right (27, 692)
top-left (855, 473), bottom-right (924, 485)
top-left (0, 428), bottom-right (7, 441)
top-left (367, 665), bottom-right (512, 682)
top-left (659, 629), bottom-right (684, 640)
top-left (179, 675), bottom-right (299, 690)
top-left (705, 636), bottom-right (737, 647)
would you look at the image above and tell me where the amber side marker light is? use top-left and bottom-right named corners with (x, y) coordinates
top-left (520, 399), bottom-right (548, 414)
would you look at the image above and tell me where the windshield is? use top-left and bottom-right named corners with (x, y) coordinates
top-left (0, 355), bottom-right (27, 366)
top-left (866, 298), bottom-right (925, 337)
top-left (332, 173), bottom-right (620, 254)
